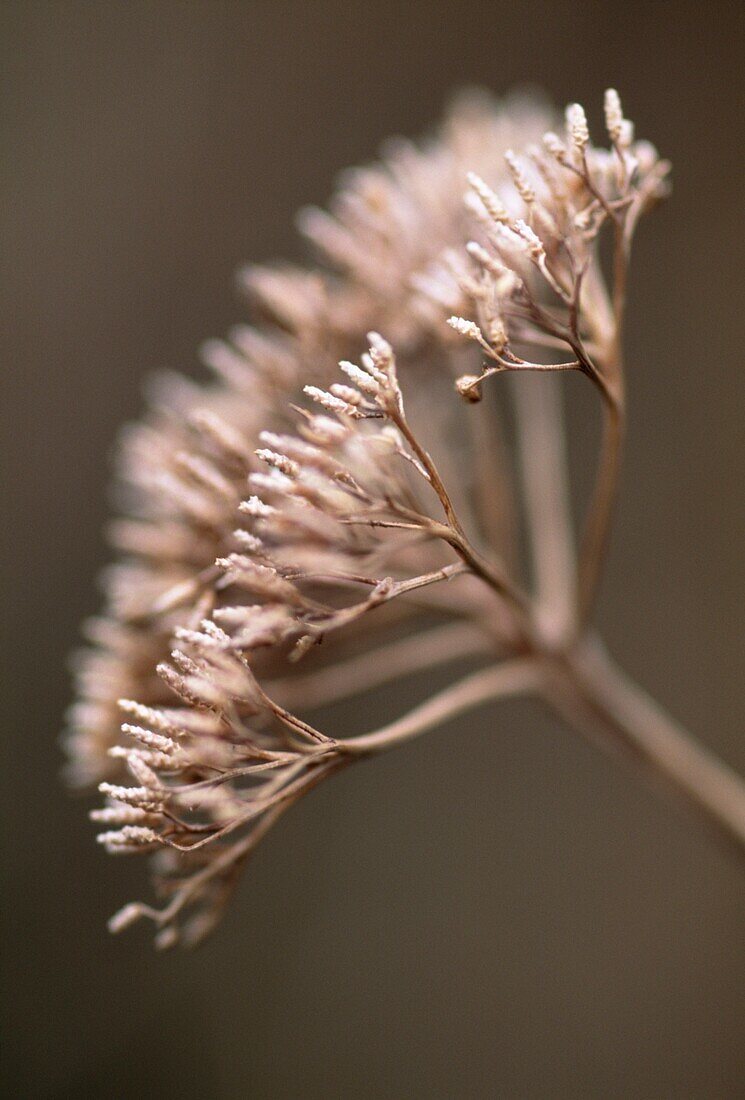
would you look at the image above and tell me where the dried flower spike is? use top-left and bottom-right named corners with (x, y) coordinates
top-left (67, 88), bottom-right (744, 949)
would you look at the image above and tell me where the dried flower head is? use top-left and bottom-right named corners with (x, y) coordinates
top-left (63, 90), bottom-right (549, 789)
top-left (68, 89), bottom-right (745, 950)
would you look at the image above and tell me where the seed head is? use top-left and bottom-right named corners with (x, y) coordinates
top-left (604, 88), bottom-right (624, 143)
top-left (566, 102), bottom-right (589, 150)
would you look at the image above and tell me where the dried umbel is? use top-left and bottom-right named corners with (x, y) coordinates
top-left (67, 90), bottom-right (745, 948)
top-left (64, 90), bottom-right (547, 788)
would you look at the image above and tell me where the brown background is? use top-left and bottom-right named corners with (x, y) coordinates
top-left (2, 1), bottom-right (744, 1096)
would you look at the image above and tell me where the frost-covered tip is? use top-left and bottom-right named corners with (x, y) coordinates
top-left (188, 408), bottom-right (250, 462)
top-left (566, 103), bottom-right (589, 150)
top-left (97, 826), bottom-right (161, 849)
top-left (447, 316), bottom-right (483, 342)
top-left (303, 385), bottom-right (362, 417)
top-left (302, 415), bottom-right (349, 446)
top-left (339, 360), bottom-right (381, 396)
top-left (232, 528), bottom-right (264, 552)
top-left (465, 171), bottom-right (510, 224)
top-left (513, 219), bottom-right (545, 259)
top-left (504, 150), bottom-right (535, 204)
top-left (542, 130), bottom-right (566, 159)
top-left (121, 724), bottom-right (178, 755)
top-left (366, 331), bottom-right (394, 375)
top-left (466, 240), bottom-right (500, 273)
top-left (98, 782), bottom-right (165, 809)
top-left (108, 902), bottom-right (149, 934)
top-left (125, 752), bottom-right (164, 789)
top-left (604, 88), bottom-right (624, 143)
top-left (239, 495), bottom-right (275, 518)
top-left (255, 448), bottom-right (300, 478)
top-left (329, 383), bottom-right (364, 407)
top-left (117, 698), bottom-right (179, 733)
top-left (89, 805), bottom-right (154, 825)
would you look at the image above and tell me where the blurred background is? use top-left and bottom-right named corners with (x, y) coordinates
top-left (2, 1), bottom-right (744, 1096)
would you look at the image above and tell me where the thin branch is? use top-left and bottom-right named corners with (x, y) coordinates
top-left (131, 759), bottom-right (344, 933)
top-left (577, 378), bottom-right (625, 624)
top-left (163, 759), bottom-right (336, 851)
top-left (513, 375), bottom-right (577, 643)
top-left (266, 621), bottom-right (492, 711)
top-left (468, 396), bottom-right (520, 572)
top-left (297, 562), bottom-right (470, 642)
top-left (390, 408), bottom-right (466, 536)
top-left (337, 658), bottom-right (540, 755)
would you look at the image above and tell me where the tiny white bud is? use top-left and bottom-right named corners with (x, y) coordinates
top-left (303, 385), bottom-right (362, 417)
top-left (542, 131), bottom-right (566, 159)
top-left (566, 103), bottom-right (589, 150)
top-left (121, 724), bottom-right (178, 755)
top-left (126, 752), bottom-right (163, 789)
top-left (97, 825), bottom-right (160, 848)
top-left (504, 150), bottom-right (535, 204)
top-left (232, 528), bottom-right (263, 552)
top-left (466, 172), bottom-right (510, 224)
top-left (339, 360), bottom-right (381, 396)
top-left (604, 88), bottom-right (624, 143)
top-left (108, 903), bottom-right (147, 934)
top-left (154, 926), bottom-right (180, 951)
top-left (90, 805), bottom-right (153, 825)
top-left (239, 496), bottom-right (275, 518)
top-left (302, 415), bottom-right (349, 445)
top-left (366, 332), bottom-right (394, 376)
top-left (466, 240), bottom-right (506, 278)
top-left (98, 782), bottom-right (164, 810)
top-left (255, 449), bottom-right (300, 477)
top-left (447, 316), bottom-right (484, 342)
top-left (329, 383), bottom-right (364, 406)
top-left (513, 219), bottom-right (545, 258)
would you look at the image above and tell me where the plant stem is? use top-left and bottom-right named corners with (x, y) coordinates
top-left (577, 388), bottom-right (625, 625)
top-left (514, 375), bottom-right (577, 644)
top-left (547, 642), bottom-right (745, 858)
top-left (266, 621), bottom-right (491, 712)
top-left (335, 634), bottom-right (745, 859)
top-left (337, 659), bottom-right (539, 755)
top-left (576, 219), bottom-right (629, 626)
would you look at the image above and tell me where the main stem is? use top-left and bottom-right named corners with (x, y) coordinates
top-left (547, 644), bottom-right (745, 858)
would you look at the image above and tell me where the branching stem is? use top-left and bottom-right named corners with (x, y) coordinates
top-left (337, 659), bottom-right (540, 754)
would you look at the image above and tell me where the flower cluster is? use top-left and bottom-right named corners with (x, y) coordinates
top-left (93, 336), bottom-right (508, 946)
top-left (445, 90), bottom-right (670, 399)
top-left (64, 92), bottom-right (549, 788)
top-left (68, 90), bottom-right (686, 947)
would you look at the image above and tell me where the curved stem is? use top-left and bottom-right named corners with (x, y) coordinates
top-left (337, 658), bottom-right (539, 755)
top-left (267, 621), bottom-right (491, 712)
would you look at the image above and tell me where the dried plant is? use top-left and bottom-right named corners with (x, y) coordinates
top-left (66, 89), bottom-right (745, 949)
